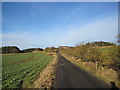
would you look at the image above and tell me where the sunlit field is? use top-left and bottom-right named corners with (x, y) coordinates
top-left (2, 52), bottom-right (53, 88)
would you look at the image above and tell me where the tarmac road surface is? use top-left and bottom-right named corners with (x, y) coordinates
top-left (54, 53), bottom-right (111, 88)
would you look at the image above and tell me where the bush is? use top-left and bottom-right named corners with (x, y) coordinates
top-left (61, 42), bottom-right (120, 71)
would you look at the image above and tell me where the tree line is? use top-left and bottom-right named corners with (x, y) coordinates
top-left (0, 46), bottom-right (43, 54)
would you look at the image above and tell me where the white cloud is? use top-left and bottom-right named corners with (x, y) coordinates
top-left (2, 15), bottom-right (118, 49)
top-left (61, 15), bottom-right (118, 45)
top-left (2, 32), bottom-right (46, 49)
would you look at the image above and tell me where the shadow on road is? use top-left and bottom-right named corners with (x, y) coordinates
top-left (110, 82), bottom-right (119, 90)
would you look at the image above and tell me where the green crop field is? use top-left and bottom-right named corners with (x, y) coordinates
top-left (2, 52), bottom-right (53, 88)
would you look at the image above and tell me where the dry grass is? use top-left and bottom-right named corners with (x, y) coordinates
top-left (31, 55), bottom-right (57, 88)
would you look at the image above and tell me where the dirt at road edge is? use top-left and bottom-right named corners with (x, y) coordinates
top-left (31, 55), bottom-right (57, 88)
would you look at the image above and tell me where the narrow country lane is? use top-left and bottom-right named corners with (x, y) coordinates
top-left (54, 53), bottom-right (111, 88)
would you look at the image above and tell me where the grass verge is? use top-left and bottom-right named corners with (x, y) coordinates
top-left (31, 54), bottom-right (57, 88)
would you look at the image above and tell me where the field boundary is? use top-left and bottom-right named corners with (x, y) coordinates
top-left (31, 55), bottom-right (57, 88)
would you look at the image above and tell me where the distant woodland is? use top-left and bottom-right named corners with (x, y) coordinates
top-left (0, 46), bottom-right (43, 54)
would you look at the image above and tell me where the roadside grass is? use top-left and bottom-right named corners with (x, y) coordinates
top-left (2, 52), bottom-right (53, 88)
top-left (32, 55), bottom-right (57, 88)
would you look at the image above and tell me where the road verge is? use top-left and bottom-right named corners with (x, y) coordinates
top-left (31, 55), bottom-right (57, 88)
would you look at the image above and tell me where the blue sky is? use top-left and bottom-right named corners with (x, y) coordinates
top-left (2, 2), bottom-right (118, 49)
